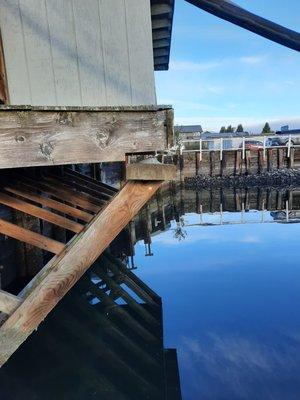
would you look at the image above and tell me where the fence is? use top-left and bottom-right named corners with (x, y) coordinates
top-left (181, 134), bottom-right (300, 161)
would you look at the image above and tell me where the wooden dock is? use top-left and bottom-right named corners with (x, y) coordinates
top-left (0, 169), bottom-right (164, 366)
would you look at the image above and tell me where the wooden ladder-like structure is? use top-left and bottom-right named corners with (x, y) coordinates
top-left (0, 169), bottom-right (162, 367)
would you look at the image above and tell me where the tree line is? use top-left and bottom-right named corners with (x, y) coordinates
top-left (219, 122), bottom-right (272, 134)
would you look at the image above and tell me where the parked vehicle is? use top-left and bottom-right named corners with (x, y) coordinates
top-left (239, 140), bottom-right (263, 150)
top-left (266, 137), bottom-right (281, 147)
top-left (274, 130), bottom-right (300, 146)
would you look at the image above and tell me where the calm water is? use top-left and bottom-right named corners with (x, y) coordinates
top-left (134, 190), bottom-right (300, 400)
top-left (1, 186), bottom-right (300, 400)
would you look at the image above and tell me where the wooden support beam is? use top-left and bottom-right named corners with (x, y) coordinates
top-left (0, 32), bottom-right (8, 104)
top-left (43, 176), bottom-right (105, 206)
top-left (0, 180), bottom-right (162, 366)
top-left (0, 106), bottom-right (173, 169)
top-left (48, 174), bottom-right (111, 201)
top-left (4, 185), bottom-right (93, 223)
top-left (0, 192), bottom-right (83, 233)
top-left (0, 291), bottom-right (21, 315)
top-left (126, 163), bottom-right (176, 181)
top-left (65, 168), bottom-right (118, 194)
top-left (0, 218), bottom-right (64, 254)
top-left (15, 177), bottom-right (101, 213)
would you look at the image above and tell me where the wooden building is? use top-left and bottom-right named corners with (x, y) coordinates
top-left (0, 0), bottom-right (176, 369)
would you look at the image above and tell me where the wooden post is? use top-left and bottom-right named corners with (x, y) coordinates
top-left (0, 31), bottom-right (8, 104)
top-left (278, 148), bottom-right (284, 169)
top-left (235, 150), bottom-right (242, 176)
top-left (196, 152), bottom-right (202, 176)
top-left (220, 151), bottom-right (226, 176)
top-left (245, 150), bottom-right (251, 175)
top-left (267, 149), bottom-right (274, 172)
top-left (210, 151), bottom-right (216, 176)
top-left (0, 180), bottom-right (162, 367)
top-left (258, 149), bottom-right (265, 173)
top-left (288, 148), bottom-right (295, 169)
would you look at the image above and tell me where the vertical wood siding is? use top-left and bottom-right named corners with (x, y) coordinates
top-left (0, 0), bottom-right (156, 106)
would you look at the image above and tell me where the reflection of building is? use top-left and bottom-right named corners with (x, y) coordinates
top-left (0, 253), bottom-right (182, 400)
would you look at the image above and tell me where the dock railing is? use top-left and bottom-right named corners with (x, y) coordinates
top-left (181, 134), bottom-right (300, 160)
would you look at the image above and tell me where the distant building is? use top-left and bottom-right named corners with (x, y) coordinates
top-left (201, 131), bottom-right (250, 139)
top-left (276, 128), bottom-right (300, 135)
top-left (175, 125), bottom-right (203, 140)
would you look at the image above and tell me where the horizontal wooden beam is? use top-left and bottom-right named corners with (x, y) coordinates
top-left (16, 176), bottom-right (101, 213)
top-left (0, 32), bottom-right (8, 104)
top-left (0, 218), bottom-right (65, 254)
top-left (0, 106), bottom-right (173, 169)
top-left (64, 169), bottom-right (118, 196)
top-left (0, 291), bottom-right (21, 315)
top-left (0, 192), bottom-right (84, 233)
top-left (126, 163), bottom-right (176, 181)
top-left (0, 180), bottom-right (162, 366)
top-left (4, 185), bottom-right (93, 223)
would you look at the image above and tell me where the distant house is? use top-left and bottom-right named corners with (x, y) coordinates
top-left (201, 131), bottom-right (250, 139)
top-left (276, 129), bottom-right (300, 135)
top-left (175, 125), bottom-right (203, 140)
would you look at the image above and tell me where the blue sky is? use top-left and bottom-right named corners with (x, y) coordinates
top-left (155, 0), bottom-right (300, 133)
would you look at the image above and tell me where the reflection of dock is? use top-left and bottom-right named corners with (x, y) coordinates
top-left (0, 253), bottom-right (182, 400)
top-left (126, 185), bottom-right (300, 252)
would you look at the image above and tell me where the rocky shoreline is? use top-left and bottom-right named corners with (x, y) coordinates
top-left (185, 169), bottom-right (300, 190)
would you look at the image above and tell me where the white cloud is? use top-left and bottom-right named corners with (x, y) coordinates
top-left (179, 332), bottom-right (300, 399)
top-left (240, 55), bottom-right (265, 65)
top-left (169, 55), bottom-right (265, 73)
top-left (170, 60), bottom-right (222, 72)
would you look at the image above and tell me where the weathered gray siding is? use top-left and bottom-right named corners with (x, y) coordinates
top-left (0, 0), bottom-right (156, 106)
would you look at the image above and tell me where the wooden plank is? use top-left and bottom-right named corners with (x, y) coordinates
top-left (0, 291), bottom-right (21, 315)
top-left (47, 174), bottom-right (111, 200)
top-left (126, 163), bottom-right (176, 181)
top-left (0, 31), bottom-right (8, 104)
top-left (0, 180), bottom-right (162, 366)
top-left (267, 148), bottom-right (274, 172)
top-left (15, 176), bottom-right (101, 213)
top-left (4, 185), bottom-right (93, 223)
top-left (43, 176), bottom-right (104, 206)
top-left (0, 106), bottom-right (171, 168)
top-left (0, 218), bottom-right (64, 255)
top-left (65, 168), bottom-right (118, 194)
top-left (0, 192), bottom-right (84, 233)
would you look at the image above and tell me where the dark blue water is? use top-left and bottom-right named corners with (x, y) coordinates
top-left (134, 210), bottom-right (300, 400)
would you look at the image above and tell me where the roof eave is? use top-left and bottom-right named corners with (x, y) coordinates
top-left (151, 0), bottom-right (175, 71)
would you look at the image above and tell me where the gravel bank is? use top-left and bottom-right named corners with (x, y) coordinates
top-left (185, 169), bottom-right (300, 189)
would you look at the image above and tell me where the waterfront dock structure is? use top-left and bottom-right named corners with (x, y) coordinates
top-left (0, 0), bottom-right (299, 374)
top-left (0, 0), bottom-right (175, 368)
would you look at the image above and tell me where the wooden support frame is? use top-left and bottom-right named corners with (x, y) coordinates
top-left (0, 175), bottom-right (162, 366)
top-left (0, 291), bottom-right (21, 315)
top-left (0, 105), bottom-right (174, 169)
top-left (0, 31), bottom-right (9, 104)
